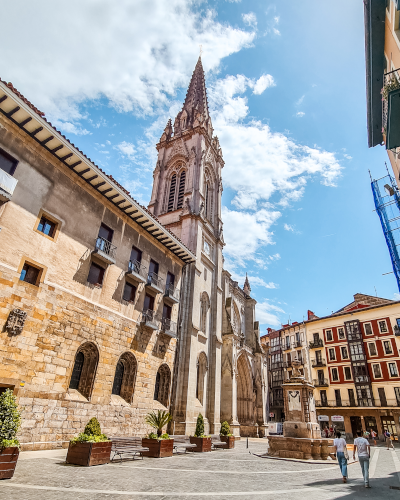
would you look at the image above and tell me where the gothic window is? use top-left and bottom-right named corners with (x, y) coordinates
top-left (168, 174), bottom-right (177, 212)
top-left (111, 352), bottom-right (137, 403)
top-left (204, 180), bottom-right (213, 222)
top-left (154, 364), bottom-right (171, 407)
top-left (200, 292), bottom-right (210, 335)
top-left (177, 171), bottom-right (186, 209)
top-left (69, 342), bottom-right (99, 400)
top-left (196, 352), bottom-right (208, 405)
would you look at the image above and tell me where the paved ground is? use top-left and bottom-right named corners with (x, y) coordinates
top-left (1, 439), bottom-right (400, 499)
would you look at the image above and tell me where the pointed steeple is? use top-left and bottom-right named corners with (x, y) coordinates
top-left (159, 118), bottom-right (172, 142)
top-left (173, 57), bottom-right (211, 135)
top-left (243, 273), bottom-right (251, 296)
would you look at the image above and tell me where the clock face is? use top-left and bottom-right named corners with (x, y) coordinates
top-left (204, 240), bottom-right (210, 255)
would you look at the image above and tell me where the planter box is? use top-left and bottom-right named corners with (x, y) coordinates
top-left (190, 436), bottom-right (212, 452)
top-left (142, 438), bottom-right (174, 458)
top-left (0, 447), bottom-right (19, 479)
top-left (220, 436), bottom-right (235, 449)
top-left (66, 441), bottom-right (112, 466)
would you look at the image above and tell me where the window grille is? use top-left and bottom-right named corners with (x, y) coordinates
top-left (177, 171), bottom-right (186, 209)
top-left (168, 174), bottom-right (177, 212)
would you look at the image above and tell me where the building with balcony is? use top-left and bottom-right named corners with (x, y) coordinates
top-left (307, 293), bottom-right (400, 440)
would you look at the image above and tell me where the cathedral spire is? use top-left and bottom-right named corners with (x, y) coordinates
top-left (243, 273), bottom-right (251, 296)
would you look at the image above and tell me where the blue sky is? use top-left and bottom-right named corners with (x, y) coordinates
top-left (2, 0), bottom-right (395, 329)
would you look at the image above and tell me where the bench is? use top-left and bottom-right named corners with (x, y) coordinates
top-left (169, 435), bottom-right (197, 454)
top-left (210, 434), bottom-right (226, 450)
top-left (110, 437), bottom-right (149, 462)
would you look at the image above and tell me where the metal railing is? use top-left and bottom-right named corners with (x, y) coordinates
top-left (311, 358), bottom-right (326, 367)
top-left (313, 378), bottom-right (329, 387)
top-left (141, 309), bottom-right (160, 325)
top-left (164, 283), bottom-right (180, 302)
top-left (283, 343), bottom-right (292, 351)
top-left (95, 236), bottom-right (117, 259)
top-left (315, 399), bottom-right (400, 408)
top-left (270, 400), bottom-right (284, 408)
top-left (294, 341), bottom-right (303, 348)
top-left (383, 68), bottom-right (400, 133)
top-left (309, 339), bottom-right (324, 349)
top-left (161, 317), bottom-right (177, 335)
top-left (128, 259), bottom-right (147, 278)
top-left (147, 271), bottom-right (163, 290)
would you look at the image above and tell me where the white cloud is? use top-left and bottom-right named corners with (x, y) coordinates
top-left (242, 12), bottom-right (257, 28)
top-left (343, 154), bottom-right (352, 160)
top-left (256, 300), bottom-right (285, 327)
top-left (253, 74), bottom-right (275, 95)
top-left (52, 120), bottom-right (91, 136)
top-left (296, 95), bottom-right (305, 106)
top-left (296, 111), bottom-right (305, 118)
top-left (284, 223), bottom-right (294, 232)
top-left (116, 141), bottom-right (136, 161)
top-left (1, 0), bottom-right (255, 123)
top-left (394, 292), bottom-right (400, 301)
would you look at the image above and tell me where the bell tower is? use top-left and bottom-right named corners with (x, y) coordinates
top-left (148, 58), bottom-right (225, 435)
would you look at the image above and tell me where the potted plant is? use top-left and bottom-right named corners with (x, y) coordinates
top-left (66, 417), bottom-right (111, 466)
top-left (190, 414), bottom-right (211, 452)
top-left (220, 421), bottom-right (235, 449)
top-left (0, 389), bottom-right (21, 479)
top-left (142, 410), bottom-right (173, 458)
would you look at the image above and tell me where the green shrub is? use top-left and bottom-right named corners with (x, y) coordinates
top-left (70, 417), bottom-right (108, 445)
top-left (220, 421), bottom-right (232, 437)
top-left (194, 413), bottom-right (205, 438)
top-left (0, 389), bottom-right (21, 449)
top-left (148, 432), bottom-right (158, 439)
top-left (160, 433), bottom-right (170, 440)
top-left (145, 410), bottom-right (172, 437)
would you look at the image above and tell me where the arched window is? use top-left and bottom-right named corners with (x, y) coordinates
top-left (196, 352), bottom-right (208, 405)
top-left (111, 352), bottom-right (137, 403)
top-left (177, 171), bottom-right (186, 209)
top-left (200, 292), bottom-right (210, 335)
top-left (154, 364), bottom-right (171, 407)
top-left (168, 174), bottom-right (177, 212)
top-left (204, 181), bottom-right (213, 221)
top-left (69, 342), bottom-right (99, 400)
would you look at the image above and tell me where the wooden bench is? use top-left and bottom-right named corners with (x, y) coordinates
top-left (169, 435), bottom-right (197, 454)
top-left (110, 437), bottom-right (149, 462)
top-left (210, 434), bottom-right (226, 450)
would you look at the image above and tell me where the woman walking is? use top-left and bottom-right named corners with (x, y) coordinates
top-left (385, 430), bottom-right (394, 450)
top-left (370, 429), bottom-right (377, 446)
top-left (334, 431), bottom-right (348, 483)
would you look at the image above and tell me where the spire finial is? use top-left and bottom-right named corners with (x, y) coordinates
top-left (243, 273), bottom-right (251, 296)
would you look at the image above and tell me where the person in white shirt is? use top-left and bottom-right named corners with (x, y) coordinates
top-left (353, 430), bottom-right (371, 488)
top-left (333, 431), bottom-right (348, 483)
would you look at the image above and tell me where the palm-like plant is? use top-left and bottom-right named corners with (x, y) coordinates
top-left (145, 410), bottom-right (172, 437)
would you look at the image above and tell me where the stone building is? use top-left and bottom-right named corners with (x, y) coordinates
top-left (0, 57), bottom-right (268, 447)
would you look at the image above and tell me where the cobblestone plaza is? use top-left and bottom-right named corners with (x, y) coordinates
top-left (1, 439), bottom-right (400, 499)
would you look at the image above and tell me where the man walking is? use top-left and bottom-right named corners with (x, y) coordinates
top-left (353, 430), bottom-right (371, 488)
top-left (385, 430), bottom-right (394, 450)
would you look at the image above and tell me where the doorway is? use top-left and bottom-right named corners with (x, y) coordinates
top-left (381, 416), bottom-right (398, 441)
top-left (364, 416), bottom-right (378, 435)
top-left (350, 416), bottom-right (362, 437)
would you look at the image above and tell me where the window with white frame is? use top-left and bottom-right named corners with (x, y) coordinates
top-left (326, 330), bottom-right (333, 341)
top-left (344, 366), bottom-right (352, 380)
top-left (373, 364), bottom-right (382, 378)
top-left (341, 346), bottom-right (348, 359)
top-left (388, 362), bottom-right (399, 377)
top-left (368, 342), bottom-right (377, 356)
top-left (379, 320), bottom-right (388, 333)
top-left (328, 348), bottom-right (336, 361)
top-left (383, 340), bottom-right (393, 354)
top-left (331, 367), bottom-right (339, 381)
top-left (364, 323), bottom-right (373, 336)
top-left (338, 327), bottom-right (345, 340)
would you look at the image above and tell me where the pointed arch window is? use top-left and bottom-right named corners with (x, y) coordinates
top-left (205, 181), bottom-right (213, 221)
top-left (154, 364), bottom-right (171, 407)
top-left (177, 171), bottom-right (186, 209)
top-left (112, 360), bottom-right (124, 396)
top-left (168, 174), bottom-right (177, 212)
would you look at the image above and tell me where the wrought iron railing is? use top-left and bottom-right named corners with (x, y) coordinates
top-left (95, 236), bottom-right (117, 259)
top-left (147, 271), bottom-right (163, 290)
top-left (294, 341), bottom-right (303, 348)
top-left (283, 343), bottom-right (292, 351)
top-left (128, 259), bottom-right (147, 279)
top-left (161, 317), bottom-right (177, 334)
top-left (309, 339), bottom-right (324, 349)
top-left (164, 283), bottom-right (180, 301)
top-left (315, 399), bottom-right (400, 408)
top-left (311, 358), bottom-right (326, 367)
top-left (313, 378), bottom-right (329, 387)
top-left (141, 309), bottom-right (160, 325)
top-left (383, 68), bottom-right (400, 134)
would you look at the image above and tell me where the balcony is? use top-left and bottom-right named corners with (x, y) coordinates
top-left (315, 399), bottom-right (400, 408)
top-left (164, 283), bottom-right (180, 304)
top-left (141, 309), bottom-right (160, 330)
top-left (382, 68), bottom-right (400, 150)
top-left (313, 378), bottom-right (329, 387)
top-left (92, 236), bottom-right (117, 265)
top-left (283, 343), bottom-right (292, 351)
top-left (127, 260), bottom-right (147, 283)
top-left (270, 400), bottom-right (284, 408)
top-left (309, 339), bottom-right (324, 349)
top-left (293, 341), bottom-right (303, 348)
top-left (160, 317), bottom-right (177, 338)
top-left (0, 169), bottom-right (18, 203)
top-left (311, 358), bottom-right (326, 367)
top-left (146, 271), bottom-right (164, 294)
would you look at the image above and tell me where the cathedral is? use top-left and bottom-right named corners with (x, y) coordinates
top-left (0, 58), bottom-right (267, 450)
top-left (148, 58), bottom-right (268, 437)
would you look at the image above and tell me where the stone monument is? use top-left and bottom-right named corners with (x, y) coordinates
top-left (268, 361), bottom-right (332, 460)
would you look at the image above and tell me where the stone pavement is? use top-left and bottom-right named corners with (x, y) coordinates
top-left (1, 439), bottom-right (400, 499)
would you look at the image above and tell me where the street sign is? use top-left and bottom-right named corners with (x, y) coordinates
top-left (269, 412), bottom-right (275, 418)
top-left (331, 415), bottom-right (344, 422)
top-left (318, 415), bottom-right (329, 422)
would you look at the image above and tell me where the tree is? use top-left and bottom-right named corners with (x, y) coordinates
top-left (84, 417), bottom-right (102, 436)
top-left (145, 410), bottom-right (172, 437)
top-left (220, 421), bottom-right (231, 436)
top-left (194, 413), bottom-right (204, 437)
top-left (0, 389), bottom-right (21, 448)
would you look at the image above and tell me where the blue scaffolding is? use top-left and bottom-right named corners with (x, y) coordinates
top-left (371, 168), bottom-right (400, 292)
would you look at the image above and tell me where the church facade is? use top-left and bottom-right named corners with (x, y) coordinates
top-left (0, 58), bottom-right (268, 450)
